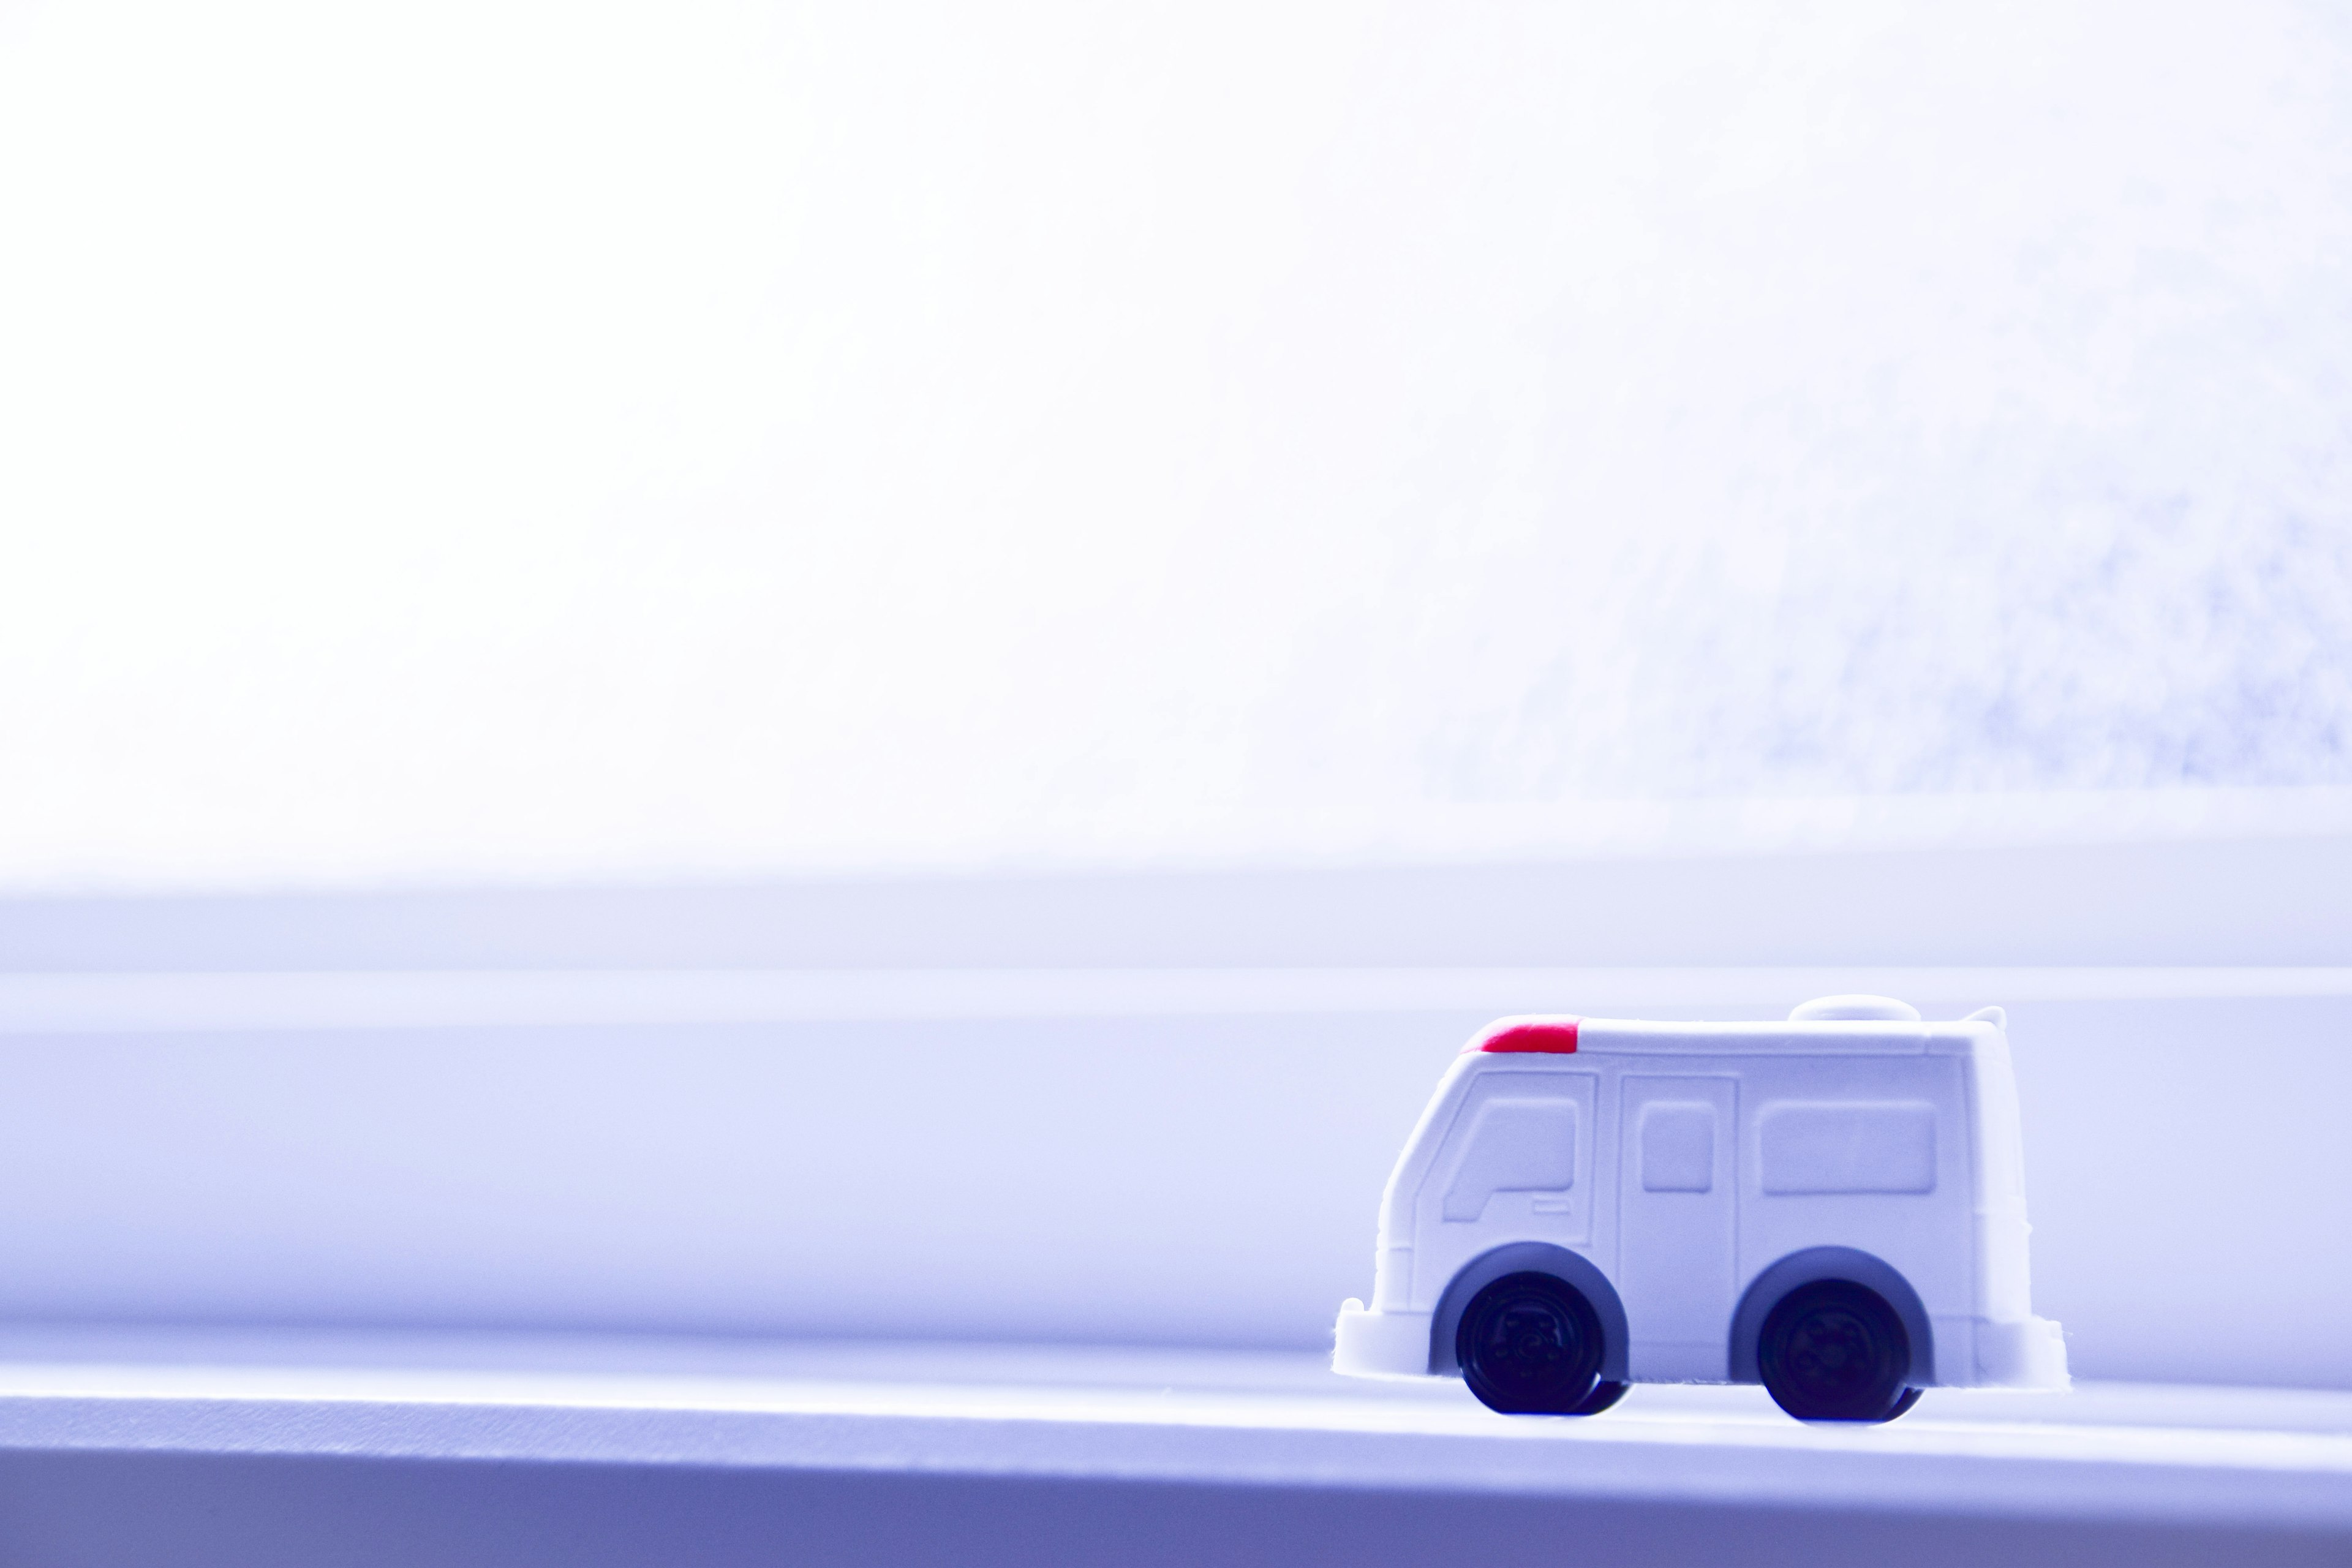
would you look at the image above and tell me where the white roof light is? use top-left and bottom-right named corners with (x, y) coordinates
top-left (1787, 995), bottom-right (1921, 1022)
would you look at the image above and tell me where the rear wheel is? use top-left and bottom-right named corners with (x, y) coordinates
top-left (1757, 1278), bottom-right (1917, 1422)
top-left (1455, 1272), bottom-right (1605, 1415)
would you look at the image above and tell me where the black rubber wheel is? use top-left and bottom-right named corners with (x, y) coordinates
top-left (1756, 1278), bottom-right (1917, 1422)
top-left (1455, 1272), bottom-right (1605, 1414)
top-left (1570, 1379), bottom-right (1630, 1416)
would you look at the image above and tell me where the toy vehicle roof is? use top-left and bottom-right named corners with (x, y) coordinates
top-left (1466, 1014), bottom-right (2000, 1058)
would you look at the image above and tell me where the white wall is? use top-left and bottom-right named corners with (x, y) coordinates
top-left (1, 986), bottom-right (2345, 1389)
top-left (2, 838), bottom-right (2347, 1389)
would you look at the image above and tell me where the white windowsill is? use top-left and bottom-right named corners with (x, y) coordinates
top-left (0, 1330), bottom-right (2345, 1565)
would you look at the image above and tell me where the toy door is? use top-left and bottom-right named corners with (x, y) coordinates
top-left (1616, 1076), bottom-right (1738, 1381)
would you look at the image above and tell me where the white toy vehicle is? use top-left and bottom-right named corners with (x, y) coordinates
top-left (1333, 996), bottom-right (2067, 1422)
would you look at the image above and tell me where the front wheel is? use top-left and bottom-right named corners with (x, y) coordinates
top-left (1757, 1278), bottom-right (1918, 1422)
top-left (1570, 1379), bottom-right (1629, 1415)
top-left (1455, 1272), bottom-right (1606, 1415)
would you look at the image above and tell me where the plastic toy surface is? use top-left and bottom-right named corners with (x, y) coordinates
top-left (1332, 996), bottom-right (2067, 1422)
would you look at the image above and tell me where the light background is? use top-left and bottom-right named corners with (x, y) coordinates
top-left (4, 5), bottom-right (2350, 1392)
top-left (4, 0), bottom-right (2348, 892)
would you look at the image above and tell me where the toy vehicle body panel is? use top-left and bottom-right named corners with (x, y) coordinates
top-left (1333, 1000), bottom-right (2067, 1393)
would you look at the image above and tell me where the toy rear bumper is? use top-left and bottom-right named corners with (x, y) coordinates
top-left (1332, 1300), bottom-right (1436, 1379)
top-left (1970, 1314), bottom-right (2070, 1390)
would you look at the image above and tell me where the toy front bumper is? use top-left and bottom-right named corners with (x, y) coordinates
top-left (1332, 1300), bottom-right (1436, 1379)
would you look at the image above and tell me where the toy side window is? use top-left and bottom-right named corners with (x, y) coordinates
top-left (1439, 1096), bottom-right (1577, 1221)
top-left (1757, 1102), bottom-right (1937, 1195)
top-left (1639, 1101), bottom-right (1717, 1193)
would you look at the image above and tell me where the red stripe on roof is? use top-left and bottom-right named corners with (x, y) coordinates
top-left (1473, 1019), bottom-right (1581, 1054)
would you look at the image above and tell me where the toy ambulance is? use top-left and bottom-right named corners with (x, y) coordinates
top-left (1332, 996), bottom-right (2067, 1422)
